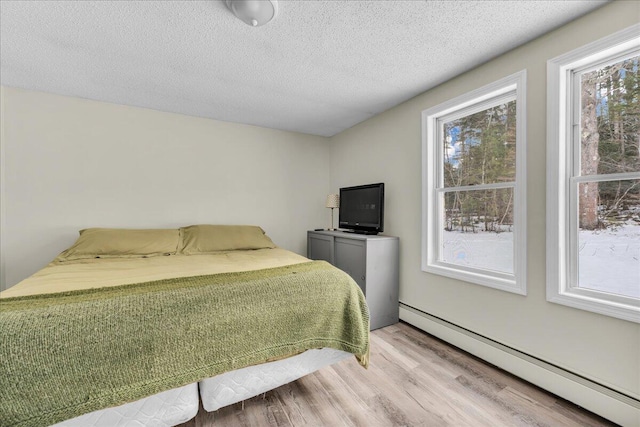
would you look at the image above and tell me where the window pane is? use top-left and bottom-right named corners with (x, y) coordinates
top-left (578, 179), bottom-right (640, 298)
top-left (580, 55), bottom-right (640, 176)
top-left (443, 100), bottom-right (516, 188)
top-left (441, 187), bottom-right (514, 274)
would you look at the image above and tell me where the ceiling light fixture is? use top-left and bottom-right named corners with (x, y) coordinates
top-left (224, 0), bottom-right (278, 27)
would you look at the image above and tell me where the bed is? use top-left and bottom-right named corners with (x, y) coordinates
top-left (0, 225), bottom-right (370, 427)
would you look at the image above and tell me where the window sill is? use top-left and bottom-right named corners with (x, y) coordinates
top-left (423, 262), bottom-right (526, 296)
top-left (547, 287), bottom-right (640, 323)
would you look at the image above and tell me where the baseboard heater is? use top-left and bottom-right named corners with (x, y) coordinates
top-left (399, 302), bottom-right (639, 427)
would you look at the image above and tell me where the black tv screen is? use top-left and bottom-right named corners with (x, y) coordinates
top-left (339, 183), bottom-right (384, 234)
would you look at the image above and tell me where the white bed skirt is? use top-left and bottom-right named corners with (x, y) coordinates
top-left (51, 348), bottom-right (351, 427)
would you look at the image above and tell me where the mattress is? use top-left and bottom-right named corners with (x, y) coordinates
top-left (200, 348), bottom-right (352, 412)
top-left (51, 383), bottom-right (199, 427)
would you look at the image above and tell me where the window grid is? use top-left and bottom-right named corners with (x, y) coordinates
top-left (422, 70), bottom-right (527, 295)
top-left (568, 48), bottom-right (640, 299)
top-left (547, 24), bottom-right (640, 323)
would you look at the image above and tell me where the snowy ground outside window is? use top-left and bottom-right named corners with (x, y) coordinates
top-left (578, 223), bottom-right (640, 298)
top-left (443, 224), bottom-right (639, 298)
top-left (442, 230), bottom-right (514, 275)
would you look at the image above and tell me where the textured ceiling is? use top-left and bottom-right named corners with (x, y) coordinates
top-left (0, 0), bottom-right (608, 137)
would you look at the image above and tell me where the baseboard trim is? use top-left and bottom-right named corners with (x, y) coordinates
top-left (399, 303), bottom-right (640, 426)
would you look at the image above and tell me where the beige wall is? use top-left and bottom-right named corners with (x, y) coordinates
top-left (0, 86), bottom-right (330, 289)
top-left (329, 1), bottom-right (639, 401)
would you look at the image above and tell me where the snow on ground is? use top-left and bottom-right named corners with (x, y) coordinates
top-left (442, 230), bottom-right (514, 274)
top-left (442, 224), bottom-right (639, 298)
top-left (579, 224), bottom-right (640, 298)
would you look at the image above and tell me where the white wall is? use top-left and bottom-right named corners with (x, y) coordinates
top-left (0, 86), bottom-right (330, 290)
top-left (330, 0), bottom-right (639, 408)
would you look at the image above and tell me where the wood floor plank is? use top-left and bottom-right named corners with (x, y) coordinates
top-left (356, 335), bottom-right (452, 425)
top-left (332, 359), bottom-right (419, 425)
top-left (375, 326), bottom-right (528, 426)
top-left (177, 322), bottom-right (616, 427)
top-left (370, 331), bottom-right (420, 370)
top-left (276, 374), bottom-right (348, 426)
top-left (368, 335), bottom-right (484, 426)
top-left (497, 386), bottom-right (588, 427)
top-left (312, 366), bottom-right (386, 427)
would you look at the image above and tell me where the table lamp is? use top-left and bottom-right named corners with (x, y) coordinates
top-left (326, 194), bottom-right (339, 231)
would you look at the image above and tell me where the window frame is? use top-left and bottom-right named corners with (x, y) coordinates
top-left (546, 24), bottom-right (640, 323)
top-left (422, 70), bottom-right (527, 295)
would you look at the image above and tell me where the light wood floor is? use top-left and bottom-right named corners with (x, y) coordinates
top-left (178, 322), bottom-right (615, 427)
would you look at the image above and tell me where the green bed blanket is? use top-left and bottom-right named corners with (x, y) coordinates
top-left (0, 261), bottom-right (370, 427)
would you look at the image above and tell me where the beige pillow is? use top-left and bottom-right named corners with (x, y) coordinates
top-left (57, 228), bottom-right (181, 261)
top-left (179, 225), bottom-right (276, 254)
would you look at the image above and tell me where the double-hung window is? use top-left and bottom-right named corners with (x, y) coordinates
top-left (547, 25), bottom-right (639, 323)
top-left (422, 71), bottom-right (527, 294)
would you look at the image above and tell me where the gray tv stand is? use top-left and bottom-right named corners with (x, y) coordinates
top-left (307, 230), bottom-right (399, 330)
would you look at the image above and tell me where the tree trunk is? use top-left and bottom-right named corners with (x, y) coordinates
top-left (580, 73), bottom-right (600, 230)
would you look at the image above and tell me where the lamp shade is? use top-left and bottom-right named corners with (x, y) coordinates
top-left (225, 0), bottom-right (278, 27)
top-left (326, 194), bottom-right (339, 209)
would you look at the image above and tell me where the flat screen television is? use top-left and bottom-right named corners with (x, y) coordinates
top-left (339, 183), bottom-right (384, 235)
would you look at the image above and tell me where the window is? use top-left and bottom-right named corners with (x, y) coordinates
top-left (547, 24), bottom-right (640, 323)
top-left (422, 71), bottom-right (527, 294)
